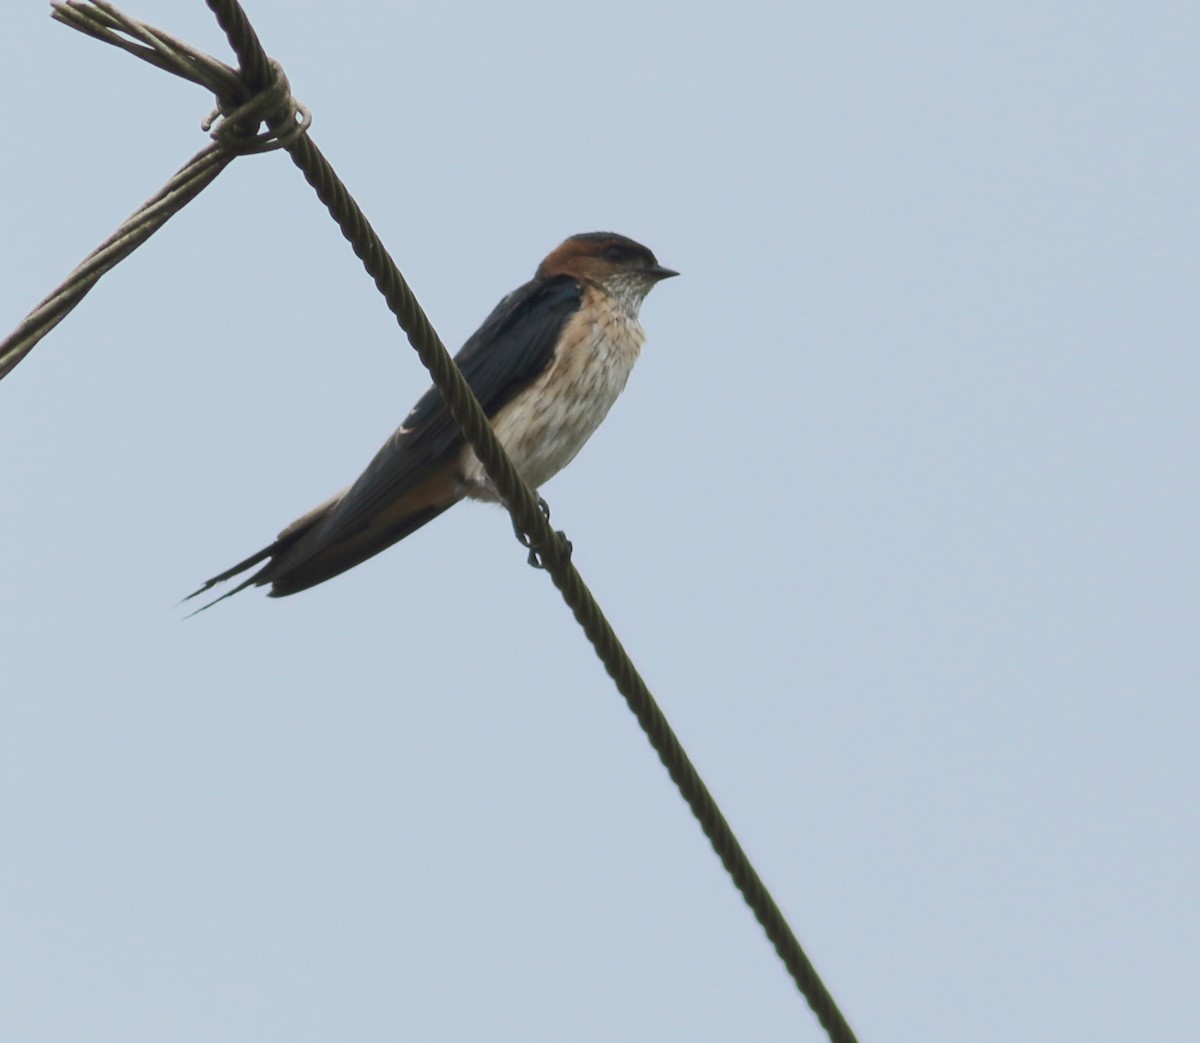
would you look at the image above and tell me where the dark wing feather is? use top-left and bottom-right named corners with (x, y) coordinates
top-left (403, 274), bottom-right (584, 431)
top-left (304, 274), bottom-right (583, 544)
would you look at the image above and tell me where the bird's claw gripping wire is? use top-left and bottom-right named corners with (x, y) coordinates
top-left (512, 496), bottom-right (572, 569)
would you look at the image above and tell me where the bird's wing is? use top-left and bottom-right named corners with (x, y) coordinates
top-left (184, 275), bottom-right (586, 605)
top-left (305, 274), bottom-right (584, 544)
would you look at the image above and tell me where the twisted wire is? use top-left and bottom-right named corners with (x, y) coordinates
top-left (0, 145), bottom-right (231, 380)
top-left (1, 1), bottom-right (307, 381)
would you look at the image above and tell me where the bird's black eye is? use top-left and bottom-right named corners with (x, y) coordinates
top-left (603, 245), bottom-right (628, 262)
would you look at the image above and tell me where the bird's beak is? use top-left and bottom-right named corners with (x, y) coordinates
top-left (647, 265), bottom-right (679, 282)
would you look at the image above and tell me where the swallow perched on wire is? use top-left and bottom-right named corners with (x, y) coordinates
top-left (185, 232), bottom-right (677, 609)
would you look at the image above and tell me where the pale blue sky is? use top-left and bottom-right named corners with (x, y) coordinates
top-left (2, 2), bottom-right (1196, 1040)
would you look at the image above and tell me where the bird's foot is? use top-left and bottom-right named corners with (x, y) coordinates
top-left (512, 496), bottom-right (572, 569)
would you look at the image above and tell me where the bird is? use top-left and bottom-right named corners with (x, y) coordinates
top-left (185, 231), bottom-right (677, 610)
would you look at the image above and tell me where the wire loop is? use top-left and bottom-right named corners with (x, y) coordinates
top-left (202, 60), bottom-right (311, 154)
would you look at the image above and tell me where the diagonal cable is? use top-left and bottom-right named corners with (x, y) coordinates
top-left (277, 127), bottom-right (860, 1043)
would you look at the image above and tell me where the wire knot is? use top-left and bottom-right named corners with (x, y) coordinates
top-left (202, 60), bottom-right (311, 155)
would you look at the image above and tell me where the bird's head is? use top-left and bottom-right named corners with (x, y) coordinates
top-left (537, 232), bottom-right (677, 311)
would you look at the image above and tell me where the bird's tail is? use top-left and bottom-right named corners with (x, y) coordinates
top-left (183, 489), bottom-right (458, 613)
top-left (181, 494), bottom-right (338, 615)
